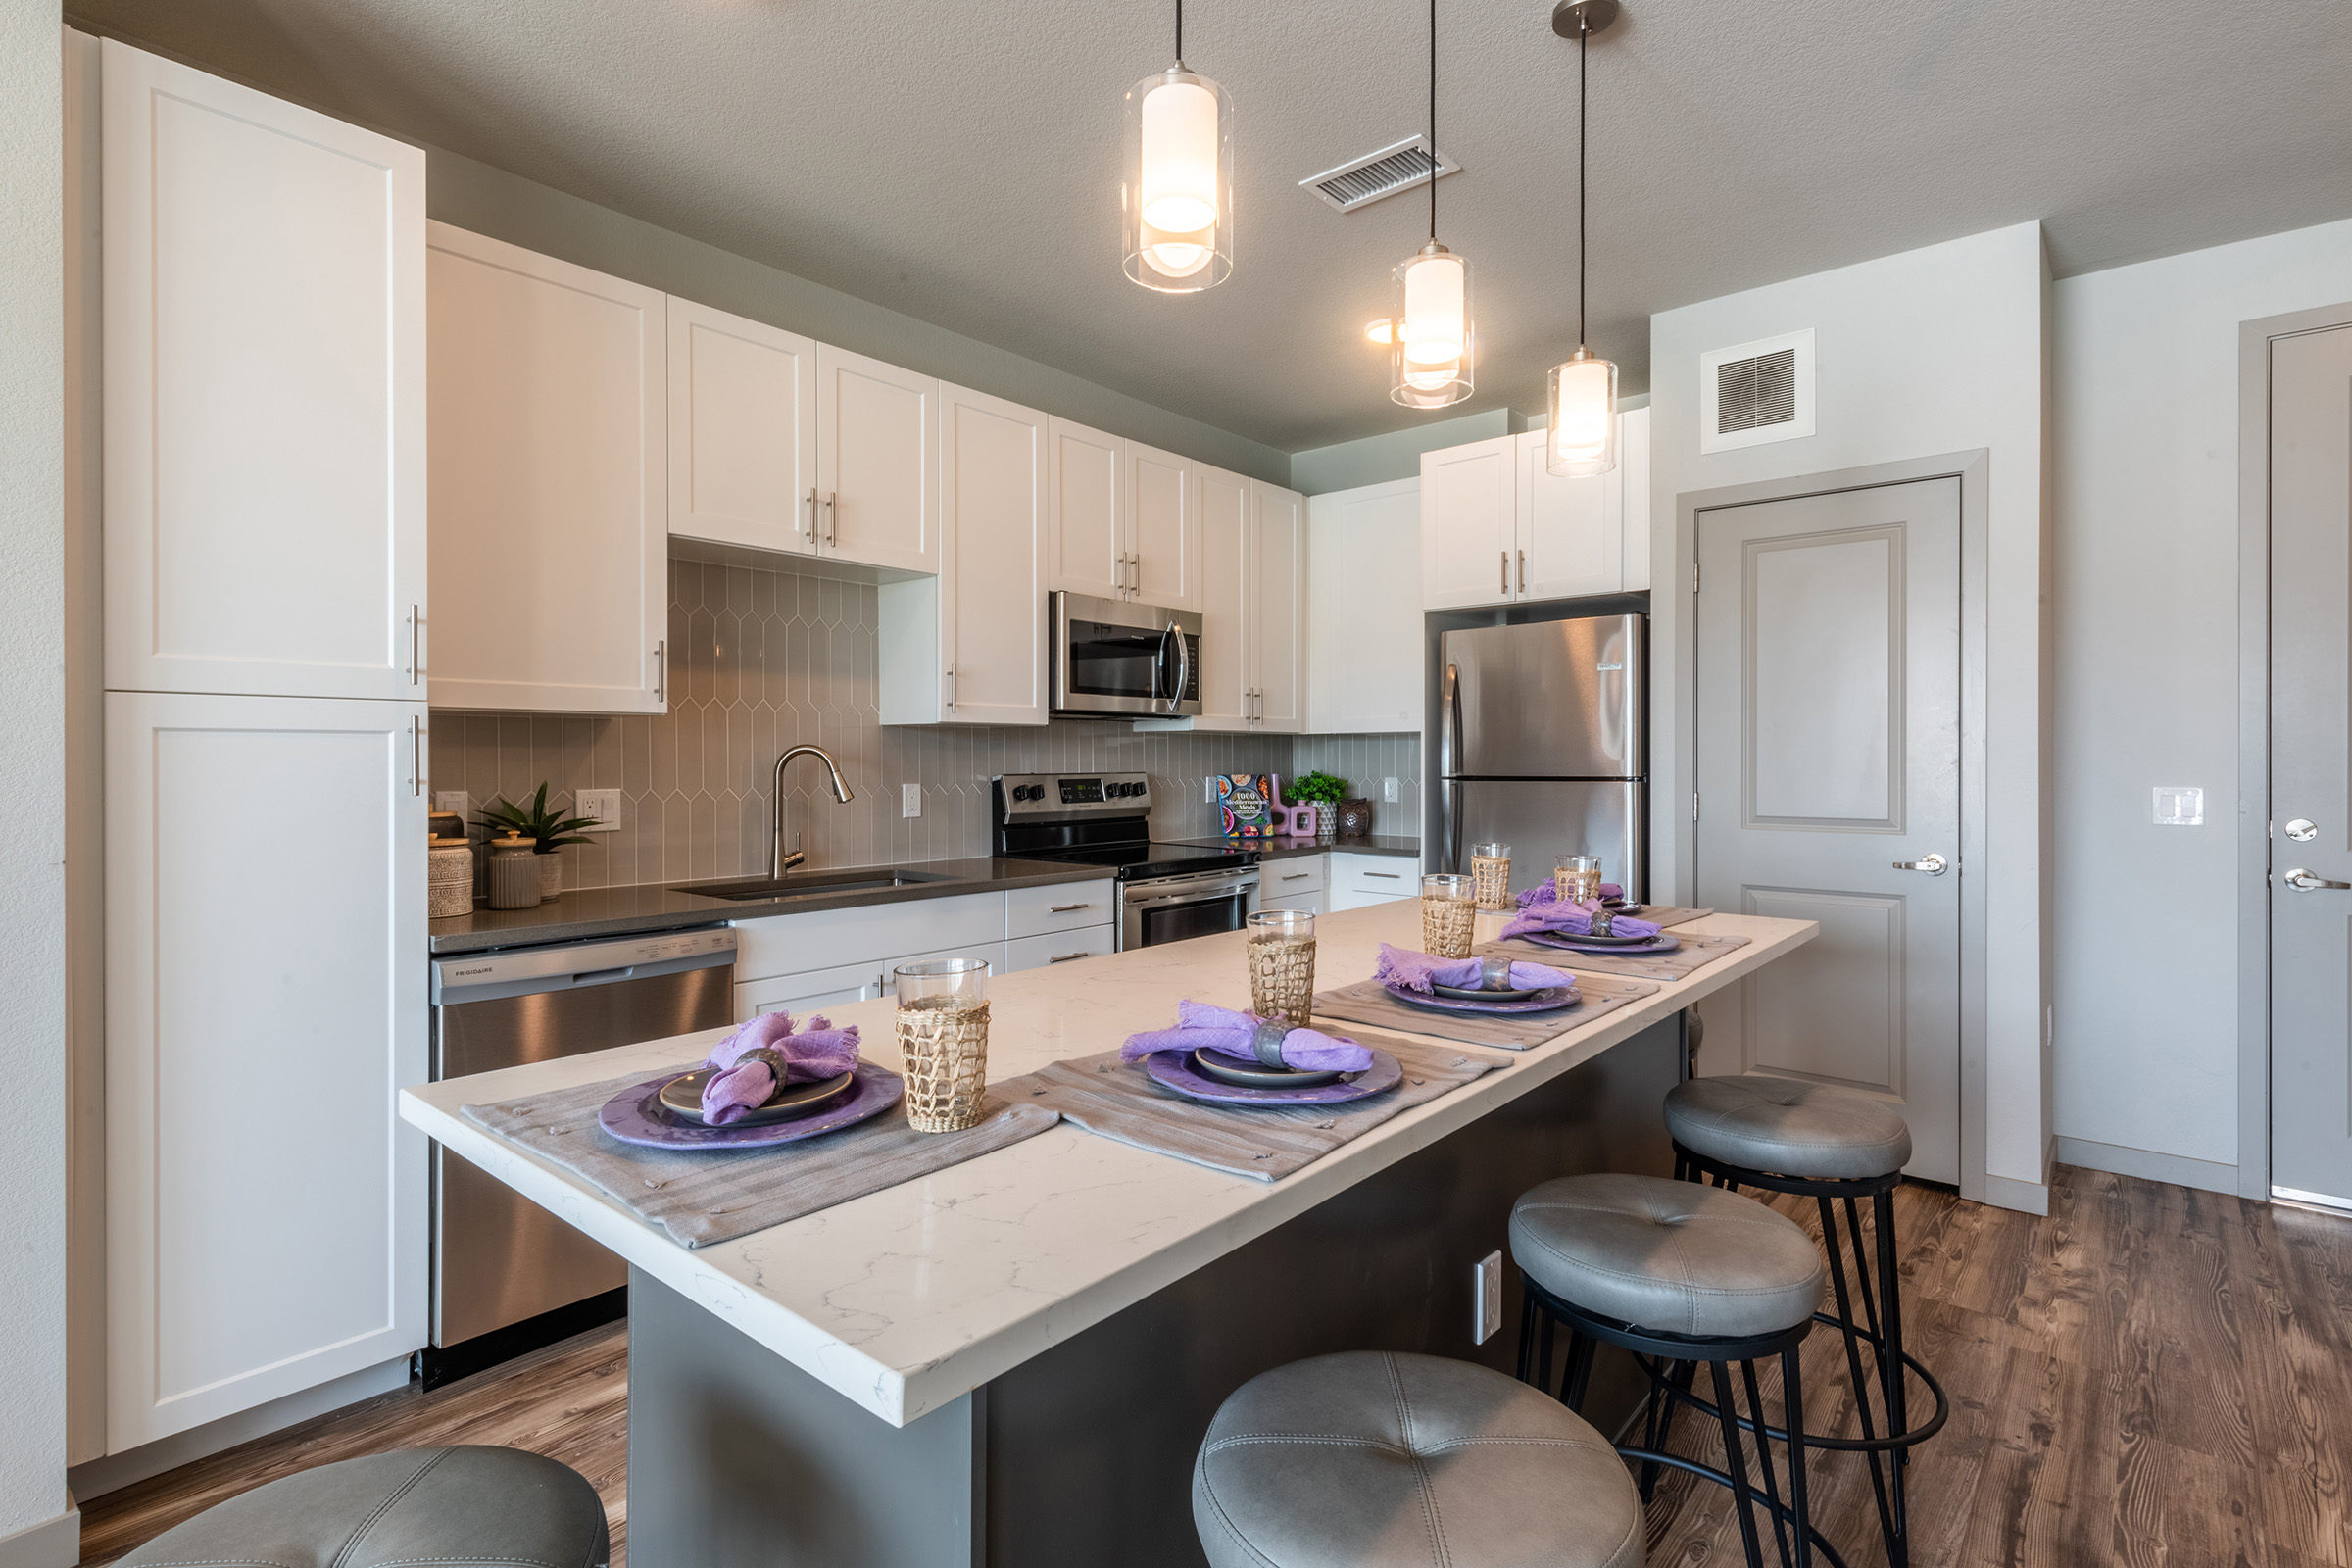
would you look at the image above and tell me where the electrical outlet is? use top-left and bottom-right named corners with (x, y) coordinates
top-left (434, 790), bottom-right (472, 824)
top-left (1205, 776), bottom-right (1215, 804)
top-left (1474, 1251), bottom-right (1503, 1345)
top-left (1383, 776), bottom-right (1399, 803)
top-left (902, 783), bottom-right (922, 818)
top-left (575, 789), bottom-right (622, 833)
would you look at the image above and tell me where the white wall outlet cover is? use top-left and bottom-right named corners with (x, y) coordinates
top-left (434, 790), bottom-right (471, 822)
top-left (574, 788), bottom-right (622, 833)
top-left (902, 783), bottom-right (922, 818)
top-left (1383, 776), bottom-right (1399, 803)
top-left (2152, 786), bottom-right (2203, 827)
top-left (1474, 1250), bottom-right (1503, 1345)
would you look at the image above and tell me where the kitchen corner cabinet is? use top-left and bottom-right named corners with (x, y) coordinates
top-left (878, 382), bottom-right (1048, 725)
top-left (426, 223), bottom-right (668, 713)
top-left (101, 40), bottom-right (426, 702)
top-left (1047, 423), bottom-right (1202, 610)
top-left (1418, 409), bottom-right (1650, 610)
top-left (105, 690), bottom-right (427, 1448)
top-left (666, 297), bottom-right (818, 558)
top-left (815, 344), bottom-right (941, 574)
top-left (1305, 478), bottom-right (1423, 733)
top-left (1195, 469), bottom-right (1305, 733)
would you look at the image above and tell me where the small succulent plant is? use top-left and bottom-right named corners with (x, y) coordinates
top-left (1287, 770), bottom-right (1350, 807)
top-left (478, 783), bottom-right (601, 855)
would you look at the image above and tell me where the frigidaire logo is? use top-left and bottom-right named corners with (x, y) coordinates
top-left (454, 965), bottom-right (494, 978)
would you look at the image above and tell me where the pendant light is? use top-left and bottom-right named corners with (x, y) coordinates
top-left (1545, 0), bottom-right (1620, 474)
top-left (1391, 0), bottom-right (1472, 408)
top-left (1123, 0), bottom-right (1233, 292)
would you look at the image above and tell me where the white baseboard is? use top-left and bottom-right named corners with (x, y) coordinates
top-left (1981, 1171), bottom-right (2050, 1216)
top-left (2053, 1135), bottom-right (2241, 1199)
top-left (68, 1355), bottom-right (412, 1504)
top-left (0, 1506), bottom-right (81, 1568)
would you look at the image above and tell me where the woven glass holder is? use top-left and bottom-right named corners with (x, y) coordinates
top-left (895, 959), bottom-right (991, 1133)
top-left (1470, 843), bottom-right (1513, 911)
top-left (1421, 873), bottom-right (1476, 957)
top-left (1247, 909), bottom-right (1318, 1031)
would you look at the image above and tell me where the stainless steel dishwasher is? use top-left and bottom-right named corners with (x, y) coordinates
top-left (424, 926), bottom-right (736, 1385)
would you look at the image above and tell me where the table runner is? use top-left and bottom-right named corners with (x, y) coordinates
top-left (1477, 930), bottom-right (1751, 982)
top-left (1307, 973), bottom-right (1659, 1051)
top-left (1628, 905), bottom-right (1714, 929)
top-left (998, 1031), bottom-right (1503, 1182)
top-left (463, 1062), bottom-right (1059, 1248)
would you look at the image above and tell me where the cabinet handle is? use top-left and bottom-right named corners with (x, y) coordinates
top-left (1501, 551), bottom-right (1509, 593)
top-left (1364, 870), bottom-right (1401, 880)
top-left (1049, 902), bottom-right (1093, 912)
top-left (408, 604), bottom-right (420, 685)
top-left (1518, 550), bottom-right (1526, 593)
top-left (1281, 872), bottom-right (1310, 882)
top-left (806, 487), bottom-right (818, 542)
top-left (411, 716), bottom-right (423, 797)
top-left (654, 640), bottom-right (667, 702)
top-left (825, 491), bottom-right (838, 546)
top-left (1047, 951), bottom-right (1091, 963)
top-left (947, 665), bottom-right (957, 712)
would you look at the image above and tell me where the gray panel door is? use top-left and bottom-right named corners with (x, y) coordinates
top-left (1694, 478), bottom-right (1962, 1182)
top-left (1442, 616), bottom-right (1644, 777)
top-left (2271, 323), bottom-right (2352, 1208)
top-left (1450, 780), bottom-right (1646, 903)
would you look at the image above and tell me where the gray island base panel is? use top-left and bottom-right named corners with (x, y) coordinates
top-left (627, 1014), bottom-right (1681, 1568)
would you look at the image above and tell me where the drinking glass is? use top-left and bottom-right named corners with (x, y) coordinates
top-left (1421, 873), bottom-right (1476, 957)
top-left (895, 958), bottom-right (991, 1132)
top-left (1247, 909), bottom-right (1318, 1030)
top-left (1555, 854), bottom-right (1604, 906)
top-left (1470, 841), bottom-right (1513, 910)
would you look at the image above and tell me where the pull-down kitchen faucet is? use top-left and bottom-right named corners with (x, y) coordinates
top-left (771, 745), bottom-right (856, 877)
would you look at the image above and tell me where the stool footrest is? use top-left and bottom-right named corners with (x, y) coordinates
top-left (1635, 1337), bottom-right (1952, 1455)
top-left (1614, 1447), bottom-right (1854, 1568)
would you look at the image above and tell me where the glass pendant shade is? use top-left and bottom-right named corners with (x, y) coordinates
top-left (1391, 244), bottom-right (1474, 408)
top-left (1546, 350), bottom-right (1619, 475)
top-left (1123, 67), bottom-right (1233, 292)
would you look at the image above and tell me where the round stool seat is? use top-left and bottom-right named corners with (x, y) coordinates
top-left (1512, 1173), bottom-right (1823, 1339)
top-left (119, 1446), bottom-right (609, 1568)
top-left (1193, 1350), bottom-right (1641, 1568)
top-left (1665, 1076), bottom-right (1912, 1180)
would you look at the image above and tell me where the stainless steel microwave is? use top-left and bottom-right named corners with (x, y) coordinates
top-left (1050, 591), bottom-right (1202, 718)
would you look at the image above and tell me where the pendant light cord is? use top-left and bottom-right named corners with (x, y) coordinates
top-left (1578, 18), bottom-right (1589, 348)
top-left (1175, 0), bottom-right (1182, 63)
top-left (1428, 0), bottom-right (1438, 242)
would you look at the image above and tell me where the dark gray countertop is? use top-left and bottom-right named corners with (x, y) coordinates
top-left (1168, 834), bottom-right (1422, 861)
top-left (427, 856), bottom-right (1116, 956)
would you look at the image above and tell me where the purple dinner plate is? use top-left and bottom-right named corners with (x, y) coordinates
top-left (1522, 930), bottom-right (1683, 956)
top-left (1378, 980), bottom-right (1581, 1015)
top-left (1143, 1048), bottom-right (1402, 1107)
top-left (599, 1061), bottom-right (904, 1150)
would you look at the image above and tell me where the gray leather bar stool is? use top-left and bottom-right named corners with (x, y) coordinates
top-left (1511, 1172), bottom-right (1839, 1568)
top-left (1664, 1077), bottom-right (1950, 1568)
top-left (118, 1446), bottom-right (609, 1568)
top-left (1193, 1350), bottom-right (1643, 1568)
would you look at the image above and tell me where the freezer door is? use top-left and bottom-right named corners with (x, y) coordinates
top-left (1440, 615), bottom-right (1644, 777)
top-left (1444, 779), bottom-right (1647, 903)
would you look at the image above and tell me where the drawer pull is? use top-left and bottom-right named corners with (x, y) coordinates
top-left (1048, 951), bottom-right (1091, 963)
top-left (1281, 872), bottom-right (1311, 882)
top-left (1049, 903), bottom-right (1093, 913)
top-left (1364, 870), bottom-right (1401, 880)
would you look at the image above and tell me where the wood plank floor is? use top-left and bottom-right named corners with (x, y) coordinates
top-left (79, 1164), bottom-right (2352, 1567)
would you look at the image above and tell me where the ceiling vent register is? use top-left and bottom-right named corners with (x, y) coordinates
top-left (1697, 328), bottom-right (1817, 453)
top-left (1300, 135), bottom-right (1461, 213)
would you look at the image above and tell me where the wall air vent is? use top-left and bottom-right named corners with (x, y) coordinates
top-left (1698, 328), bottom-right (1818, 453)
top-left (1299, 135), bottom-right (1461, 213)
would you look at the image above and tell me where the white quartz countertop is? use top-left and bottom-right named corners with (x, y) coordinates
top-left (400, 904), bottom-right (1816, 1426)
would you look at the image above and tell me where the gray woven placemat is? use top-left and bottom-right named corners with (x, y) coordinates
top-left (1307, 972), bottom-right (1659, 1051)
top-left (996, 1031), bottom-right (1504, 1182)
top-left (462, 1062), bottom-right (1060, 1248)
top-left (1477, 930), bottom-right (1750, 981)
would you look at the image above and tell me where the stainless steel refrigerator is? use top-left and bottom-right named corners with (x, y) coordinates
top-left (1434, 614), bottom-right (1647, 900)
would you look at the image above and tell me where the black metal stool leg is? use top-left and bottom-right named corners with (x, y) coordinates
top-left (1818, 1195), bottom-right (1898, 1560)
top-left (1783, 1345), bottom-right (1813, 1568)
top-left (1875, 1188), bottom-right (1913, 1548)
top-left (1708, 1358), bottom-right (1771, 1568)
top-left (1738, 1358), bottom-right (1794, 1568)
top-left (1562, 1329), bottom-right (1598, 1410)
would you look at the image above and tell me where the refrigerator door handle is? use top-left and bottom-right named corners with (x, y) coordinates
top-left (1439, 662), bottom-right (1464, 871)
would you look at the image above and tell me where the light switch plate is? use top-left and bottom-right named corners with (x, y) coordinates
top-left (1473, 1250), bottom-right (1503, 1345)
top-left (2153, 786), bottom-right (2203, 827)
top-left (902, 783), bottom-right (922, 818)
top-left (1383, 776), bottom-right (1399, 803)
top-left (575, 789), bottom-right (622, 833)
top-left (434, 790), bottom-right (471, 824)
top-left (1205, 776), bottom-right (1215, 804)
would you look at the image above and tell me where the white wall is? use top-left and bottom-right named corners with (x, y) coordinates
top-left (1647, 222), bottom-right (2051, 1206)
top-left (2051, 217), bottom-right (2352, 1191)
top-left (0, 7), bottom-right (72, 1564)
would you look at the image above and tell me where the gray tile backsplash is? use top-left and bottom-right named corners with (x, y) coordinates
top-left (429, 558), bottom-right (1419, 893)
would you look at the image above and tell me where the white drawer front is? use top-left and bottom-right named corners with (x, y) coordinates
top-left (736, 939), bottom-right (1008, 1019)
top-left (1327, 884), bottom-right (1414, 912)
top-left (1259, 855), bottom-right (1327, 896)
top-left (1006, 879), bottom-right (1116, 940)
top-left (1333, 854), bottom-right (1414, 898)
top-left (735, 890), bottom-right (1006, 981)
top-left (1259, 888), bottom-right (1324, 916)
top-left (1004, 926), bottom-right (1115, 973)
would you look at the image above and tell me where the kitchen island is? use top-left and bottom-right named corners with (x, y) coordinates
top-left (401, 901), bottom-right (1815, 1566)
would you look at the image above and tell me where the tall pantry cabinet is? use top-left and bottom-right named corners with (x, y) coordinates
top-left (94, 40), bottom-right (428, 1450)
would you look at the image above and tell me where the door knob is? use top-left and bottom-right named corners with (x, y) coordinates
top-left (2283, 867), bottom-right (2352, 892)
top-left (1892, 853), bottom-right (1949, 876)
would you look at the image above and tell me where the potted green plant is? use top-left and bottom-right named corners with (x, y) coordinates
top-left (1287, 771), bottom-right (1349, 842)
top-left (478, 783), bottom-right (603, 899)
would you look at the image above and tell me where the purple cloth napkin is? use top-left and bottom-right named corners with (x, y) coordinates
top-left (1515, 880), bottom-right (1625, 910)
top-left (699, 1010), bottom-right (862, 1125)
top-left (1118, 999), bottom-right (1374, 1073)
top-left (1374, 943), bottom-right (1575, 996)
top-left (1501, 895), bottom-right (1660, 943)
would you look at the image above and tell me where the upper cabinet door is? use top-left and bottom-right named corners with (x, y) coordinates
top-left (1619, 407), bottom-right (1652, 592)
top-left (102, 41), bottom-right (424, 701)
top-left (1419, 435), bottom-right (1517, 610)
top-left (938, 382), bottom-right (1048, 725)
top-left (815, 345), bottom-right (939, 573)
top-left (1252, 482), bottom-right (1305, 733)
top-left (1047, 418), bottom-right (1125, 602)
top-left (1305, 479), bottom-right (1424, 733)
top-left (667, 299), bottom-right (817, 558)
top-left (1194, 464), bottom-right (1253, 732)
top-left (1516, 428), bottom-right (1623, 601)
top-left (1128, 441), bottom-right (1202, 612)
top-left (426, 223), bottom-right (667, 713)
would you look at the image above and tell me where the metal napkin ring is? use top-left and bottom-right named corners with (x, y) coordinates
top-left (1251, 1019), bottom-right (1291, 1068)
top-left (1589, 906), bottom-right (1616, 937)
top-left (1480, 956), bottom-right (1513, 990)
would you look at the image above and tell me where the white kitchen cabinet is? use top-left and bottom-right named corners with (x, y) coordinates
top-left (1128, 441), bottom-right (1202, 611)
top-left (1005, 926), bottom-right (1116, 973)
top-left (667, 297), bottom-right (817, 558)
top-left (1418, 434), bottom-right (1518, 610)
top-left (1195, 464), bottom-right (1253, 729)
top-left (1252, 481), bottom-right (1306, 732)
top-left (1305, 478), bottom-right (1423, 733)
top-left (1259, 853), bottom-right (1328, 916)
top-left (879, 382), bottom-right (1049, 725)
top-left (737, 942), bottom-right (1008, 1018)
top-left (1516, 428), bottom-right (1623, 600)
top-left (734, 890), bottom-right (1008, 981)
top-left (101, 40), bottom-right (426, 702)
top-left (426, 223), bottom-right (667, 714)
top-left (105, 691), bottom-right (427, 1447)
top-left (1329, 851), bottom-right (1417, 910)
top-left (1196, 468), bottom-right (1307, 733)
top-left (1047, 418), bottom-right (1125, 602)
top-left (815, 344), bottom-right (940, 573)
top-left (1006, 880), bottom-right (1117, 939)
top-left (1419, 415), bottom-right (1651, 610)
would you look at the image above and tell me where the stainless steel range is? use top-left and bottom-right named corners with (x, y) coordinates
top-left (993, 772), bottom-right (1258, 950)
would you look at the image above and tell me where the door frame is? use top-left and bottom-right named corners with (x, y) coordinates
top-left (1671, 452), bottom-right (1990, 1201)
top-left (2235, 302), bottom-right (2352, 1203)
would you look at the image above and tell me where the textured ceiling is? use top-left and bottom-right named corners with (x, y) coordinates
top-left (70, 0), bottom-right (2352, 451)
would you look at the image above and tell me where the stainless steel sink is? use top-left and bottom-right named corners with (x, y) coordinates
top-left (671, 868), bottom-right (956, 903)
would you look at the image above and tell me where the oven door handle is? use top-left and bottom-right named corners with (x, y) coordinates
top-left (1123, 874), bottom-right (1259, 906)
